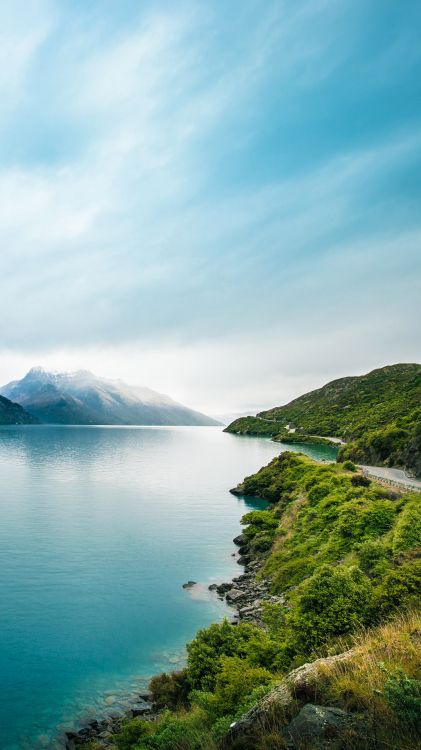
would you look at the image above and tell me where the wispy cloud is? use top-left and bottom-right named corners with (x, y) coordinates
top-left (0, 0), bottom-right (420, 413)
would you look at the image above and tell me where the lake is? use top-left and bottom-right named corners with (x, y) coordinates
top-left (0, 425), bottom-right (337, 749)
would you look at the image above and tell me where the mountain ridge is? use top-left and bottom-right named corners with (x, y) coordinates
top-left (0, 394), bottom-right (38, 425)
top-left (1, 367), bottom-right (220, 426)
top-left (225, 363), bottom-right (421, 476)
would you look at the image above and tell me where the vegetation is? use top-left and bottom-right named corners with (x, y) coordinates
top-left (0, 394), bottom-right (37, 424)
top-left (225, 364), bottom-right (421, 476)
top-left (91, 453), bottom-right (420, 750)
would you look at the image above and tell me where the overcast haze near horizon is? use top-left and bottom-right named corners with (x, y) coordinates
top-left (1, 0), bottom-right (420, 418)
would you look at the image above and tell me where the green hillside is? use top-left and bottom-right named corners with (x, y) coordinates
top-left (225, 364), bottom-right (421, 476)
top-left (90, 453), bottom-right (421, 750)
top-left (0, 394), bottom-right (38, 425)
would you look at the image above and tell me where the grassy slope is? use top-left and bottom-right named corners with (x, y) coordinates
top-left (97, 453), bottom-right (420, 750)
top-left (225, 364), bottom-right (421, 476)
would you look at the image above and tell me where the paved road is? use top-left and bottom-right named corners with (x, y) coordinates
top-left (360, 465), bottom-right (421, 492)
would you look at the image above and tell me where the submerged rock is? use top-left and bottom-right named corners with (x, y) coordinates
top-left (182, 580), bottom-right (197, 589)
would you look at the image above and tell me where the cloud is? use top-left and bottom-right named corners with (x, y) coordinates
top-left (0, 0), bottom-right (420, 413)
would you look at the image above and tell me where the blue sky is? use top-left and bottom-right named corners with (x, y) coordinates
top-left (1, 0), bottom-right (420, 416)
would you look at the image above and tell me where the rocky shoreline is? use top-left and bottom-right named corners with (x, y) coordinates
top-left (209, 532), bottom-right (284, 628)
top-left (62, 496), bottom-right (276, 749)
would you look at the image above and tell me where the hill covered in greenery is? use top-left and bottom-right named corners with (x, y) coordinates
top-left (225, 364), bottom-right (421, 476)
top-left (84, 453), bottom-right (420, 750)
top-left (0, 394), bottom-right (38, 424)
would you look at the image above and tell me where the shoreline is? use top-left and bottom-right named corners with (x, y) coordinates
top-left (62, 495), bottom-right (273, 749)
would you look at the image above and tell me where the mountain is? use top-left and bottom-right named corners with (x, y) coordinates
top-left (0, 394), bottom-right (38, 425)
top-left (1, 368), bottom-right (221, 426)
top-left (225, 363), bottom-right (421, 475)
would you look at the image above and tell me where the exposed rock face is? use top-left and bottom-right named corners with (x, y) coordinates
top-left (283, 704), bottom-right (349, 748)
top-left (227, 651), bottom-right (355, 747)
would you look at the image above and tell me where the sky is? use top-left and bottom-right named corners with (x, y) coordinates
top-left (0, 0), bottom-right (420, 419)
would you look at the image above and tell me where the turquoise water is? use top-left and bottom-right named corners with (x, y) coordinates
top-left (0, 426), bottom-right (337, 749)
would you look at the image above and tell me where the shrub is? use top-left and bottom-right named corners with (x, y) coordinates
top-left (212, 656), bottom-right (272, 715)
top-left (287, 565), bottom-right (373, 652)
top-left (374, 560), bottom-right (421, 615)
top-left (186, 620), bottom-right (262, 691)
top-left (392, 498), bottom-right (421, 554)
top-left (380, 666), bottom-right (421, 728)
top-left (342, 460), bottom-right (357, 472)
top-left (150, 669), bottom-right (190, 709)
top-left (357, 539), bottom-right (389, 575)
top-left (350, 474), bottom-right (371, 487)
top-left (114, 717), bottom-right (152, 750)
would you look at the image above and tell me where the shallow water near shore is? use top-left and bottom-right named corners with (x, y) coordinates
top-left (0, 426), bottom-right (337, 749)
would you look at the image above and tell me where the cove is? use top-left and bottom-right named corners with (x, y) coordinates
top-left (0, 426), bottom-right (337, 749)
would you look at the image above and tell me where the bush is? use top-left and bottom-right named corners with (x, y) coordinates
top-left (392, 498), bottom-right (421, 554)
top-left (212, 656), bottom-right (272, 715)
top-left (287, 565), bottom-right (373, 652)
top-left (150, 669), bottom-right (190, 709)
top-left (380, 666), bottom-right (421, 728)
top-left (350, 474), bottom-right (371, 487)
top-left (114, 718), bottom-right (152, 750)
top-left (357, 539), bottom-right (389, 575)
top-left (342, 460), bottom-right (357, 472)
top-left (374, 560), bottom-right (421, 615)
top-left (186, 620), bottom-right (262, 691)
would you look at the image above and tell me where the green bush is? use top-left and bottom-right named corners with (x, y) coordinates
top-left (150, 669), bottom-right (190, 709)
top-left (186, 620), bottom-right (262, 692)
top-left (114, 717), bottom-right (152, 750)
top-left (392, 498), bottom-right (421, 554)
top-left (212, 656), bottom-right (272, 716)
top-left (357, 539), bottom-right (389, 575)
top-left (380, 666), bottom-right (421, 728)
top-left (287, 565), bottom-right (373, 652)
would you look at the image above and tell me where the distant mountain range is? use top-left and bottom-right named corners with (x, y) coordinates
top-left (225, 363), bottom-right (421, 476)
top-left (0, 368), bottom-right (220, 426)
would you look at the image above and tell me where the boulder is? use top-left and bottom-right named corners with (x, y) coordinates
top-left (233, 533), bottom-right (247, 546)
top-left (226, 588), bottom-right (246, 603)
top-left (216, 582), bottom-right (232, 595)
top-left (182, 580), bottom-right (197, 589)
top-left (227, 650), bottom-right (355, 747)
top-left (283, 704), bottom-right (349, 747)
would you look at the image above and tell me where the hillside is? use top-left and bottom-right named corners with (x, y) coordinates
top-left (0, 368), bottom-right (220, 426)
top-left (225, 364), bottom-right (421, 476)
top-left (80, 453), bottom-right (420, 750)
top-left (0, 394), bottom-right (38, 425)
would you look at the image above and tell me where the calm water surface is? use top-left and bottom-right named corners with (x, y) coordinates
top-left (0, 426), bottom-right (337, 749)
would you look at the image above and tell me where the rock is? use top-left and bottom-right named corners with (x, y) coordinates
top-left (216, 582), bottom-right (232, 595)
top-left (208, 583), bottom-right (218, 591)
top-left (233, 533), bottom-right (246, 546)
top-left (227, 650), bottom-right (355, 747)
top-left (132, 702), bottom-right (153, 716)
top-left (182, 580), bottom-right (197, 589)
top-left (230, 484), bottom-right (246, 496)
top-left (139, 691), bottom-right (153, 701)
top-left (226, 588), bottom-right (246, 603)
top-left (283, 704), bottom-right (349, 747)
